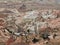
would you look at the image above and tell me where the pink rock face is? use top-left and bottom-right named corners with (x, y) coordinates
top-left (39, 27), bottom-right (47, 32)
top-left (48, 18), bottom-right (60, 28)
top-left (30, 43), bottom-right (40, 45)
top-left (30, 42), bottom-right (44, 45)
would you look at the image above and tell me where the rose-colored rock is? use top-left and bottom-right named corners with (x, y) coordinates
top-left (48, 18), bottom-right (60, 28)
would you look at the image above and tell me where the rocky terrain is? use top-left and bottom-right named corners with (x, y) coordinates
top-left (0, 0), bottom-right (60, 45)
